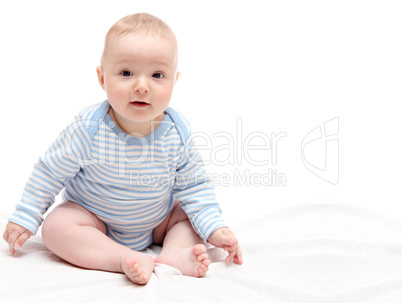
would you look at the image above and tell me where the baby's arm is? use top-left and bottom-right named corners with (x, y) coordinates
top-left (3, 222), bottom-right (33, 255)
top-left (207, 227), bottom-right (243, 265)
top-left (7, 113), bottom-right (90, 244)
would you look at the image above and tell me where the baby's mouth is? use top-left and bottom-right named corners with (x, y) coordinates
top-left (130, 101), bottom-right (150, 108)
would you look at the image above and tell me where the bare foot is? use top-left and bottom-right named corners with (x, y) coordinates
top-left (121, 252), bottom-right (155, 285)
top-left (155, 244), bottom-right (211, 277)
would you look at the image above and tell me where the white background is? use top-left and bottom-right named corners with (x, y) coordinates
top-left (0, 0), bottom-right (401, 227)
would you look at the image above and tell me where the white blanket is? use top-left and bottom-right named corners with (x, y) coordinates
top-left (2, 203), bottom-right (402, 303)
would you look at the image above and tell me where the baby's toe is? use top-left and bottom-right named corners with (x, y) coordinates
top-left (202, 258), bottom-right (211, 266)
top-left (200, 264), bottom-right (208, 272)
top-left (198, 264), bottom-right (208, 276)
top-left (197, 253), bottom-right (208, 261)
top-left (192, 244), bottom-right (207, 256)
top-left (132, 267), bottom-right (143, 276)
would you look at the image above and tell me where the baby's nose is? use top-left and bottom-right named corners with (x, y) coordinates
top-left (135, 87), bottom-right (148, 93)
top-left (134, 78), bottom-right (149, 94)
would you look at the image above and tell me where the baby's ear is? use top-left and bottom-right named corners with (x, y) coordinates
top-left (175, 72), bottom-right (181, 82)
top-left (96, 66), bottom-right (105, 90)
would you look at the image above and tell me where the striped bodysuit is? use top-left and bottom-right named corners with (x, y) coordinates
top-left (9, 100), bottom-right (225, 250)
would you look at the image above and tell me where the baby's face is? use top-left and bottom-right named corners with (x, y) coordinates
top-left (97, 32), bottom-right (179, 130)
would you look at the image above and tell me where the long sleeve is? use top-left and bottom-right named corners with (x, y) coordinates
top-left (9, 115), bottom-right (92, 234)
top-left (172, 137), bottom-right (226, 241)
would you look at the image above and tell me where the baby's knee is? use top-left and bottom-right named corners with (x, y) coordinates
top-left (42, 209), bottom-right (66, 239)
top-left (42, 204), bottom-right (82, 239)
top-left (43, 202), bottom-right (106, 236)
top-left (42, 213), bottom-right (59, 244)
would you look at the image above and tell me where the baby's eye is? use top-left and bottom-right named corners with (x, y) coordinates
top-left (120, 71), bottom-right (133, 77)
top-left (152, 73), bottom-right (164, 79)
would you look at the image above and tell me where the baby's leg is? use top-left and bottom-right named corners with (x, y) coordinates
top-left (42, 202), bottom-right (154, 284)
top-left (153, 201), bottom-right (210, 277)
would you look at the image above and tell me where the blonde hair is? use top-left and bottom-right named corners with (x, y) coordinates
top-left (101, 13), bottom-right (177, 64)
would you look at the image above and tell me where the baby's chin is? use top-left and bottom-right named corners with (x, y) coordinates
top-left (126, 106), bottom-right (167, 122)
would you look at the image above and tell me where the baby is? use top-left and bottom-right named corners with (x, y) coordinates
top-left (2, 13), bottom-right (242, 284)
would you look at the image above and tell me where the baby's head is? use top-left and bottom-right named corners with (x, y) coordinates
top-left (100, 13), bottom-right (178, 66)
top-left (97, 13), bottom-right (180, 132)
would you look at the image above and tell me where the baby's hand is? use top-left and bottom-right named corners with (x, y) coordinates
top-left (3, 222), bottom-right (33, 255)
top-left (207, 227), bottom-right (243, 265)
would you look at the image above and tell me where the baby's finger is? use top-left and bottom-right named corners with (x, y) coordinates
top-left (223, 242), bottom-right (238, 252)
top-left (7, 231), bottom-right (19, 254)
top-left (234, 246), bottom-right (243, 265)
top-left (15, 232), bottom-right (31, 249)
top-left (2, 229), bottom-right (9, 242)
top-left (225, 248), bottom-right (237, 263)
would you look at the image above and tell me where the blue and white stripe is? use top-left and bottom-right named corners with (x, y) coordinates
top-left (9, 101), bottom-right (225, 250)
